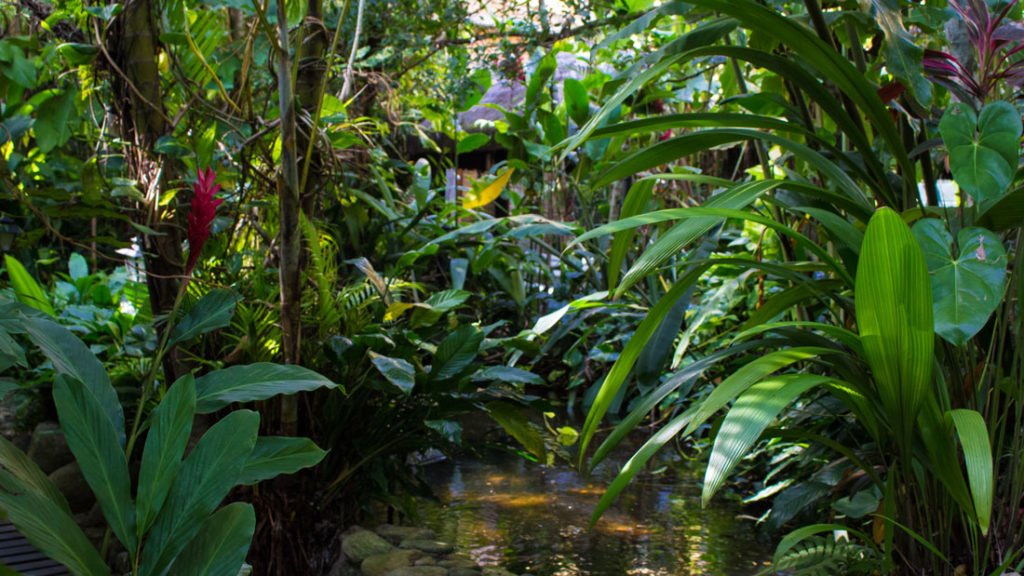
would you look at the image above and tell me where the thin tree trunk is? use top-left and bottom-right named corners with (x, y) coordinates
top-left (275, 0), bottom-right (303, 436)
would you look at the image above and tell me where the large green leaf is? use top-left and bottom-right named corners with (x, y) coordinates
top-left (169, 289), bottom-right (241, 347)
top-left (949, 409), bottom-right (993, 535)
top-left (137, 375), bottom-right (196, 538)
top-left (855, 208), bottom-right (934, 451)
top-left (193, 363), bottom-right (337, 414)
top-left (53, 375), bottom-right (136, 553)
top-left (430, 325), bottom-right (483, 383)
top-left (167, 503), bottom-right (255, 576)
top-left (237, 436), bottom-right (327, 485)
top-left (23, 317), bottom-right (125, 446)
top-left (703, 374), bottom-right (830, 505)
top-left (0, 484), bottom-right (109, 576)
top-left (872, 0), bottom-right (930, 103)
top-left (939, 102), bottom-right (1021, 204)
top-left (34, 88), bottom-right (79, 153)
top-left (912, 220), bottom-right (1007, 346)
top-left (139, 410), bottom-right (259, 575)
top-left (4, 255), bottom-right (54, 316)
top-left (369, 353), bottom-right (416, 395)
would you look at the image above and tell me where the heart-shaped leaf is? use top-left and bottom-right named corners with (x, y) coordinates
top-left (939, 102), bottom-right (1021, 204)
top-left (912, 220), bottom-right (1007, 346)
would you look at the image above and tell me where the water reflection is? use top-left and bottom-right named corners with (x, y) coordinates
top-left (419, 452), bottom-right (770, 575)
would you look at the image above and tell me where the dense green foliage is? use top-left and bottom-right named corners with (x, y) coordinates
top-left (1, 0), bottom-right (1023, 574)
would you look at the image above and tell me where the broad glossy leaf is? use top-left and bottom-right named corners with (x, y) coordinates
top-left (193, 363), bottom-right (337, 414)
top-left (563, 78), bottom-right (590, 126)
top-left (53, 375), bottom-right (136, 553)
top-left (139, 410), bottom-right (259, 575)
top-left (169, 289), bottom-right (241, 347)
top-left (167, 503), bottom-right (255, 576)
top-left (0, 486), bottom-right (109, 576)
top-left (873, 1), bottom-right (930, 102)
top-left (703, 375), bottom-right (830, 505)
top-left (950, 409), bottom-right (993, 535)
top-left (430, 325), bottom-right (483, 382)
top-left (912, 220), bottom-right (1007, 345)
top-left (369, 354), bottom-right (415, 395)
top-left (138, 375), bottom-right (196, 537)
top-left (237, 437), bottom-right (327, 485)
top-left (24, 318), bottom-right (125, 446)
top-left (4, 255), bottom-right (54, 316)
top-left (939, 102), bottom-right (1021, 204)
top-left (457, 133), bottom-right (490, 154)
top-left (855, 208), bottom-right (933, 450)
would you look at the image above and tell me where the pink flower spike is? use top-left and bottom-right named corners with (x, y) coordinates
top-left (185, 167), bottom-right (223, 275)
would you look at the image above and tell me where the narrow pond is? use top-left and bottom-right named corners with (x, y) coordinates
top-left (418, 451), bottom-right (771, 575)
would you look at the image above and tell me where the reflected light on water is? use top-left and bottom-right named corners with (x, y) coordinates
top-left (419, 452), bottom-right (770, 576)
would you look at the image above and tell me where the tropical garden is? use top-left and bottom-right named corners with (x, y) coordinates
top-left (0, 0), bottom-right (1022, 573)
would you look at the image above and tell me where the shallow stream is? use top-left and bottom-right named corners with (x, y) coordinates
top-left (419, 451), bottom-right (771, 575)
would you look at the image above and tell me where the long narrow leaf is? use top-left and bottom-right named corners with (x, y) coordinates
top-left (167, 503), bottom-right (255, 576)
top-left (950, 409), bottom-right (994, 535)
top-left (702, 374), bottom-right (831, 505)
top-left (137, 375), bottom-right (196, 538)
top-left (53, 375), bottom-right (137, 553)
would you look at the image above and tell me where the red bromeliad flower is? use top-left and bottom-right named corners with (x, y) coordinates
top-left (185, 167), bottom-right (223, 275)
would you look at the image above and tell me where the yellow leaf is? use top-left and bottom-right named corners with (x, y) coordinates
top-left (384, 302), bottom-right (416, 322)
top-left (463, 168), bottom-right (514, 209)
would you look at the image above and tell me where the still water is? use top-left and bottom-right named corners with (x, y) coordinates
top-left (419, 451), bottom-right (771, 575)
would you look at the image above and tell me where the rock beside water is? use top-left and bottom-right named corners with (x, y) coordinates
top-left (342, 528), bottom-right (396, 564)
top-left (332, 524), bottom-right (524, 576)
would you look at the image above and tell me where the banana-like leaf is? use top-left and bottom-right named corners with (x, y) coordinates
top-left (137, 375), bottom-right (196, 538)
top-left (684, 347), bottom-right (838, 437)
top-left (139, 410), bottom-right (258, 575)
top-left (912, 220), bottom-right (1007, 346)
top-left (53, 374), bottom-right (137, 554)
top-left (167, 502), bottom-right (255, 576)
top-left (193, 363), bottom-right (337, 414)
top-left (487, 402), bottom-right (546, 461)
top-left (591, 112), bottom-right (801, 140)
top-left (430, 325), bottom-right (484, 383)
top-left (0, 483), bottom-right (109, 576)
top-left (237, 436), bottom-right (327, 486)
top-left (3, 255), bottom-right (54, 316)
top-left (24, 317), bottom-right (125, 446)
top-left (855, 208), bottom-right (934, 451)
top-left (949, 409), bottom-right (994, 535)
top-left (702, 374), bottom-right (831, 505)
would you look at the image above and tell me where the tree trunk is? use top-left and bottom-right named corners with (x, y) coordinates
top-left (108, 0), bottom-right (185, 382)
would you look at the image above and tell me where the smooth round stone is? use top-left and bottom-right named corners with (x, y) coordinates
top-left (362, 550), bottom-right (422, 576)
top-left (399, 539), bottom-right (455, 554)
top-left (342, 529), bottom-right (395, 564)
